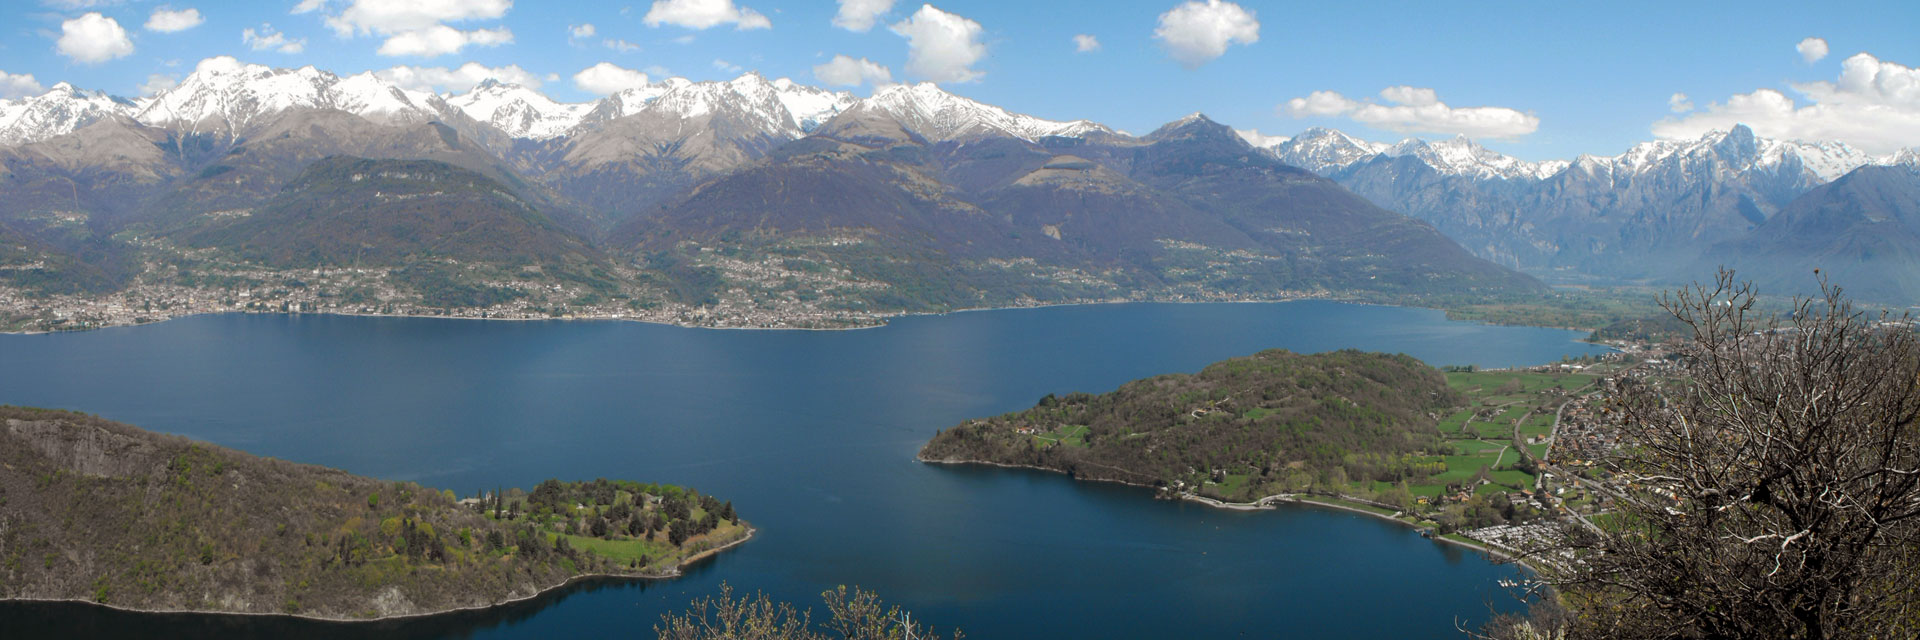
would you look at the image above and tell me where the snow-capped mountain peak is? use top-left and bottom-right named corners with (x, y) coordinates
top-left (134, 57), bottom-right (456, 137)
top-left (0, 82), bottom-right (136, 146)
top-left (1380, 135), bottom-right (1560, 180)
top-left (446, 80), bottom-right (591, 140)
top-left (1608, 125), bottom-right (1874, 182)
top-left (1269, 127), bottom-right (1389, 174)
top-left (859, 82), bottom-right (1111, 142)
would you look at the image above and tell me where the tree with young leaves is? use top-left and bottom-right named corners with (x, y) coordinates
top-left (1522, 271), bottom-right (1920, 640)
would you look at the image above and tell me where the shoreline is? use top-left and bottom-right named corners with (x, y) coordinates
top-left (3, 293), bottom-right (1616, 341)
top-left (0, 526), bottom-right (756, 624)
top-left (920, 455), bottom-right (1542, 573)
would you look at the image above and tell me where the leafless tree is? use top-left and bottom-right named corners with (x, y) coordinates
top-left (1532, 270), bottom-right (1920, 640)
top-left (657, 583), bottom-right (960, 640)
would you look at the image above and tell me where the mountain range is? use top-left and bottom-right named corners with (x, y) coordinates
top-left (0, 59), bottom-right (1541, 329)
top-left (1, 57), bottom-right (1913, 331)
top-left (1241, 124), bottom-right (1920, 300)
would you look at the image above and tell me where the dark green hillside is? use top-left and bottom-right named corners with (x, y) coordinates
top-left (179, 156), bottom-right (597, 269)
top-left (919, 350), bottom-right (1462, 501)
top-left (0, 407), bottom-right (749, 619)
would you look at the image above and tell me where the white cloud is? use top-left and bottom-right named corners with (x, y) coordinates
top-left (138, 73), bottom-right (177, 96)
top-left (1652, 52), bottom-right (1920, 156)
top-left (292, 0), bottom-right (327, 14)
top-left (192, 55), bottom-right (247, 75)
top-left (0, 71), bottom-right (45, 99)
top-left (243, 24), bottom-right (308, 54)
top-left (319, 0), bottom-right (515, 58)
top-left (1073, 34), bottom-right (1099, 53)
top-left (605, 38), bottom-right (639, 53)
top-left (569, 23), bottom-right (595, 39)
top-left (573, 62), bottom-right (651, 95)
top-left (146, 7), bottom-right (205, 32)
top-left (812, 54), bottom-right (891, 87)
top-left (376, 25), bottom-right (512, 57)
top-left (1154, 0), bottom-right (1257, 68)
top-left (55, 13), bottom-right (134, 64)
top-left (713, 59), bottom-right (741, 73)
top-left (644, 65), bottom-right (672, 77)
top-left (642, 0), bottom-right (771, 30)
top-left (324, 0), bottom-right (511, 36)
top-left (1284, 86), bottom-right (1540, 139)
top-left (1797, 37), bottom-right (1829, 64)
top-left (832, 0), bottom-right (893, 32)
top-left (1669, 92), bottom-right (1693, 113)
top-left (890, 4), bottom-right (985, 83)
top-left (375, 62), bottom-right (541, 92)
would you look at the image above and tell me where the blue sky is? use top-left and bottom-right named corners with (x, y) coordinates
top-left (4, 0), bottom-right (1919, 159)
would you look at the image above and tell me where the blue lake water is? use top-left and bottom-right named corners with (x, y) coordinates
top-left (0, 301), bottom-right (1609, 638)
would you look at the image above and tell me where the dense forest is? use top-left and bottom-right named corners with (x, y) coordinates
top-left (0, 407), bottom-right (747, 620)
top-left (919, 349), bottom-right (1461, 502)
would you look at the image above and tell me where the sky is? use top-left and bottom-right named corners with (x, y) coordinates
top-left (2, 0), bottom-right (1919, 160)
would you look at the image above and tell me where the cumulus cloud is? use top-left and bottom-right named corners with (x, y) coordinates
top-left (1154, 0), bottom-right (1257, 68)
top-left (324, 0), bottom-right (511, 35)
top-left (1284, 86), bottom-right (1541, 139)
top-left (292, 0), bottom-right (326, 13)
top-left (146, 7), bottom-right (204, 32)
top-left (1652, 52), bottom-right (1920, 156)
top-left (139, 73), bottom-right (178, 96)
top-left (569, 23), bottom-right (595, 39)
top-left (319, 0), bottom-right (514, 57)
top-left (1073, 34), bottom-right (1099, 53)
top-left (890, 4), bottom-right (985, 83)
top-left (833, 0), bottom-right (893, 32)
top-left (642, 0), bottom-right (771, 30)
top-left (605, 38), bottom-right (639, 53)
top-left (243, 24), bottom-right (308, 54)
top-left (1669, 92), bottom-right (1693, 113)
top-left (573, 62), bottom-right (652, 95)
top-left (375, 62), bottom-right (541, 93)
top-left (0, 71), bottom-right (46, 99)
top-left (813, 54), bottom-right (891, 87)
top-left (1797, 37), bottom-right (1829, 64)
top-left (376, 25), bottom-right (512, 57)
top-left (55, 13), bottom-right (134, 64)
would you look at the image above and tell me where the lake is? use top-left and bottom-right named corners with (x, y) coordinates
top-left (0, 301), bottom-right (1611, 638)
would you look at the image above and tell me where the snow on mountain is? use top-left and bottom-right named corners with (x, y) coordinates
top-left (1591, 125), bottom-right (1873, 183)
top-left (445, 79), bottom-right (592, 140)
top-left (135, 57), bottom-right (452, 136)
top-left (1269, 127), bottom-right (1389, 174)
top-left (771, 77), bottom-right (857, 132)
top-left (1888, 148), bottom-right (1920, 168)
top-left (0, 83), bottom-right (136, 147)
top-left (566, 74), bottom-right (852, 139)
top-left (1382, 136), bottom-right (1563, 180)
top-left (859, 82), bottom-right (1112, 142)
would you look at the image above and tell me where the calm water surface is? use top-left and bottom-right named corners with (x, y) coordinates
top-left (0, 301), bottom-right (1609, 638)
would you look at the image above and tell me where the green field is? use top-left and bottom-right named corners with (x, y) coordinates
top-left (1027, 424), bottom-right (1089, 449)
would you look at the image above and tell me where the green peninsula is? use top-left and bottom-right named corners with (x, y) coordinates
top-left (920, 349), bottom-right (1461, 500)
top-left (0, 406), bottom-right (749, 620)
